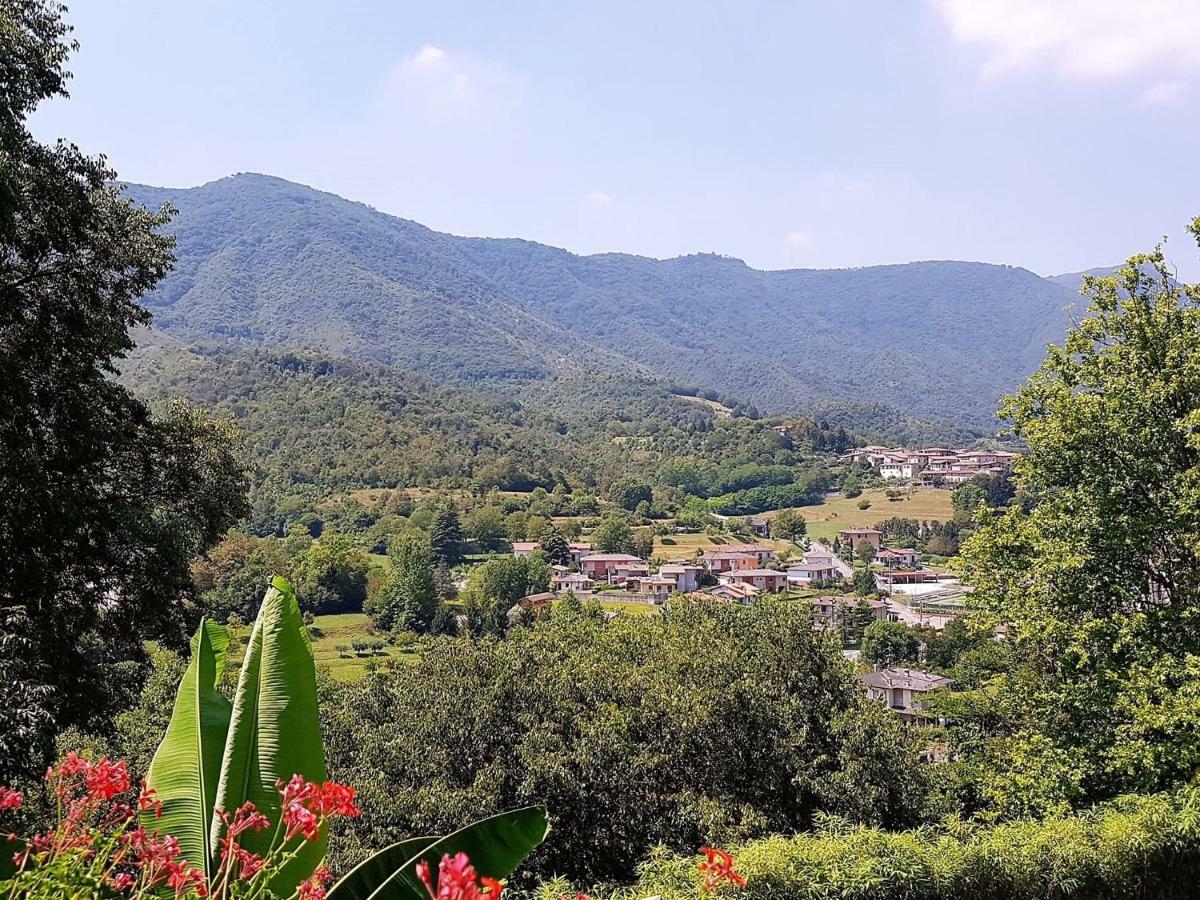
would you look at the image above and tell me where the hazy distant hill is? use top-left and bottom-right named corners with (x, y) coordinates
top-left (125, 174), bottom-right (1081, 429)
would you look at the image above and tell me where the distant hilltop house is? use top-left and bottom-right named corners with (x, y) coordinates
top-left (746, 516), bottom-right (771, 538)
top-left (511, 541), bottom-right (541, 558)
top-left (858, 667), bottom-right (954, 726)
top-left (839, 445), bottom-right (1019, 483)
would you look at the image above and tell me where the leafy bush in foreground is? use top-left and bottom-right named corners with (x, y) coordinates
top-left (573, 787), bottom-right (1200, 900)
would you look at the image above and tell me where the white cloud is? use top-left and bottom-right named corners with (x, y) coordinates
top-left (412, 45), bottom-right (447, 67)
top-left (785, 230), bottom-right (813, 249)
top-left (376, 45), bottom-right (518, 116)
top-left (582, 191), bottom-right (613, 207)
top-left (1137, 80), bottom-right (1184, 106)
top-left (932, 0), bottom-right (1200, 79)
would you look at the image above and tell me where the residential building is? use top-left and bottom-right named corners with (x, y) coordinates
top-left (839, 527), bottom-right (883, 551)
top-left (506, 591), bottom-right (556, 624)
top-left (701, 550), bottom-right (758, 574)
top-left (787, 548), bottom-right (841, 584)
top-left (874, 547), bottom-right (920, 568)
top-left (708, 582), bottom-right (760, 604)
top-left (720, 544), bottom-right (776, 564)
top-left (717, 568), bottom-right (789, 592)
top-left (746, 516), bottom-right (771, 538)
top-left (580, 553), bottom-right (643, 579)
top-left (659, 563), bottom-right (703, 592)
top-left (568, 542), bottom-right (592, 565)
top-left (628, 574), bottom-right (676, 603)
top-left (551, 573), bottom-right (594, 593)
top-left (512, 541), bottom-right (539, 557)
top-left (809, 595), bottom-right (887, 630)
top-left (858, 667), bottom-right (954, 725)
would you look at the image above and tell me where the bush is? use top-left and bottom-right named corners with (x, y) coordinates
top-left (613, 788), bottom-right (1200, 900)
top-left (857, 498), bottom-right (872, 510)
top-left (322, 601), bottom-right (933, 884)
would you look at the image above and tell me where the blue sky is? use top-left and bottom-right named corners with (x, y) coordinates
top-left (32, 0), bottom-right (1200, 277)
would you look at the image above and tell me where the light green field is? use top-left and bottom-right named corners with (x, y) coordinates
top-left (779, 488), bottom-right (955, 541)
top-left (654, 532), bottom-right (794, 558)
top-left (305, 612), bottom-right (421, 682)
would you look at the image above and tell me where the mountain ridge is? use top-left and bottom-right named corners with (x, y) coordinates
top-left (123, 173), bottom-right (1083, 430)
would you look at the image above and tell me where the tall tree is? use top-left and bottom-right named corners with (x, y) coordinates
top-left (430, 506), bottom-right (464, 565)
top-left (591, 515), bottom-right (633, 553)
top-left (367, 533), bottom-right (437, 631)
top-left (960, 227), bottom-right (1200, 816)
top-left (0, 1), bottom-right (247, 775)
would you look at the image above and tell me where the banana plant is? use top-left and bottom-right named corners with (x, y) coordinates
top-left (145, 576), bottom-right (548, 897)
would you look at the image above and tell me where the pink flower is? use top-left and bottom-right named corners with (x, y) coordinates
top-left (417, 852), bottom-right (503, 900)
top-left (0, 787), bottom-right (22, 810)
top-left (298, 863), bottom-right (333, 900)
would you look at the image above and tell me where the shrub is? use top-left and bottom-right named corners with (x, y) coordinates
top-left (322, 600), bottom-right (932, 884)
top-left (614, 788), bottom-right (1200, 900)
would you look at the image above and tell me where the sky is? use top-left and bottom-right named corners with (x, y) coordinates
top-left (31, 0), bottom-right (1200, 278)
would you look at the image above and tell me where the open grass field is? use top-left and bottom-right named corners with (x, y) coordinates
top-left (780, 488), bottom-right (955, 541)
top-left (226, 616), bottom-right (398, 684)
top-left (654, 531), bottom-right (794, 558)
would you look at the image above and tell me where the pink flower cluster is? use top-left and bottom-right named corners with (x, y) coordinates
top-left (0, 755), bottom-right (361, 900)
top-left (417, 852), bottom-right (504, 900)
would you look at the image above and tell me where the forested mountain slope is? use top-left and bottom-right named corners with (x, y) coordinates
top-left (125, 174), bottom-right (1080, 428)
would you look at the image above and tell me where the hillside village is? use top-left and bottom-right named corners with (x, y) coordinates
top-left (497, 444), bottom-right (1025, 724)
top-left (840, 444), bottom-right (1019, 484)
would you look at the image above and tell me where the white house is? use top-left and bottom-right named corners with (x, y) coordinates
top-left (858, 667), bottom-right (953, 725)
top-left (787, 549), bottom-right (841, 584)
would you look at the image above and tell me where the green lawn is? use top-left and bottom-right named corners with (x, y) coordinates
top-left (777, 488), bottom-right (955, 542)
top-left (306, 612), bottom-right (421, 682)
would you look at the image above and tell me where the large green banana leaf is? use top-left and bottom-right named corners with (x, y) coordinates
top-left (327, 807), bottom-right (549, 900)
top-left (143, 619), bottom-right (232, 880)
top-left (323, 837), bottom-right (435, 900)
top-left (211, 576), bottom-right (327, 896)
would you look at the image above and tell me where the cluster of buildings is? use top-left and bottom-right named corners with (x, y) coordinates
top-left (511, 537), bottom-right (961, 728)
top-left (512, 529), bottom-right (937, 606)
top-left (840, 445), bottom-right (1018, 485)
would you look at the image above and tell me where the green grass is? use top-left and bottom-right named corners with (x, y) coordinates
top-left (776, 488), bottom-right (955, 542)
top-left (306, 612), bottom-right (421, 682)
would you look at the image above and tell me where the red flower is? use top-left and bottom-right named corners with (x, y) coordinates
top-left (698, 847), bottom-right (746, 892)
top-left (107, 871), bottom-right (136, 892)
top-left (417, 852), bottom-right (503, 900)
top-left (219, 801), bottom-right (271, 838)
top-left (138, 782), bottom-right (163, 819)
top-left (282, 799), bottom-right (320, 843)
top-left (298, 863), bottom-right (333, 900)
top-left (0, 788), bottom-right (22, 810)
top-left (234, 847), bottom-right (267, 880)
top-left (85, 757), bottom-right (131, 801)
top-left (313, 780), bottom-right (360, 818)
